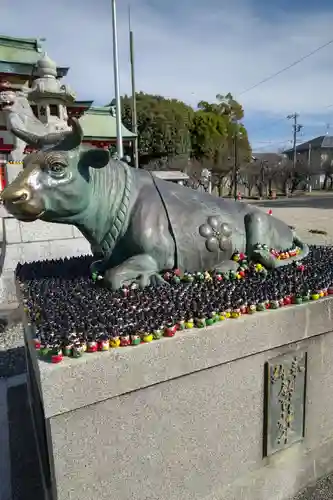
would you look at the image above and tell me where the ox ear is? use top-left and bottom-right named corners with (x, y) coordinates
top-left (79, 148), bottom-right (110, 169)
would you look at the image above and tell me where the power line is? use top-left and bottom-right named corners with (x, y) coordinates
top-left (249, 116), bottom-right (288, 135)
top-left (250, 100), bottom-right (333, 138)
top-left (238, 38), bottom-right (333, 96)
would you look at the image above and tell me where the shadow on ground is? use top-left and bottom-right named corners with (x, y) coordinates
top-left (7, 383), bottom-right (44, 500)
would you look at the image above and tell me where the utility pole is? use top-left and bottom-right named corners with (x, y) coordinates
top-left (233, 133), bottom-right (238, 200)
top-left (308, 143), bottom-right (312, 167)
top-left (111, 0), bottom-right (123, 159)
top-left (128, 6), bottom-right (139, 168)
top-left (287, 113), bottom-right (303, 170)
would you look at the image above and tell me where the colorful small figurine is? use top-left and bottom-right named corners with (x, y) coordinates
top-left (247, 304), bottom-right (256, 314)
top-left (185, 317), bottom-right (194, 329)
top-left (33, 338), bottom-right (41, 350)
top-left (231, 308), bottom-right (241, 318)
top-left (195, 316), bottom-right (206, 328)
top-left (15, 245), bottom-right (333, 367)
top-left (131, 334), bottom-right (141, 345)
top-left (164, 323), bottom-right (177, 337)
top-left (120, 335), bottom-right (131, 347)
top-left (72, 342), bottom-right (85, 358)
top-left (51, 345), bottom-right (63, 364)
top-left (110, 336), bottom-right (121, 348)
top-left (153, 328), bottom-right (163, 340)
top-left (87, 340), bottom-right (98, 352)
top-left (142, 332), bottom-right (154, 343)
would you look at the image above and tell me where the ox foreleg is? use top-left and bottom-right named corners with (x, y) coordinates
top-left (103, 254), bottom-right (168, 290)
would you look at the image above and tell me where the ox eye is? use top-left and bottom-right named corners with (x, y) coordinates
top-left (48, 163), bottom-right (67, 178)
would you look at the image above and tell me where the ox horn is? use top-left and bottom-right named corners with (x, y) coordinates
top-left (10, 117), bottom-right (83, 151)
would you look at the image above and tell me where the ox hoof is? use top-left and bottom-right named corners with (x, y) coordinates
top-left (214, 261), bottom-right (240, 273)
top-left (103, 271), bottom-right (169, 291)
top-left (138, 272), bottom-right (169, 288)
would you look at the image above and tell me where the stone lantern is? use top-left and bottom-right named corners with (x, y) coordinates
top-left (28, 53), bottom-right (76, 132)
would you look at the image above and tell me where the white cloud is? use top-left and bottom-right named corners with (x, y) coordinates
top-left (2, 0), bottom-right (333, 118)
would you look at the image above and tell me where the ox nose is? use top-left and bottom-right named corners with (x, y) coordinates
top-left (1, 188), bottom-right (31, 204)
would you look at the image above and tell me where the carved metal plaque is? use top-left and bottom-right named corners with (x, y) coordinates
top-left (263, 351), bottom-right (307, 457)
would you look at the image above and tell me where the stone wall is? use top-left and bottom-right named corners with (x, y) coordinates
top-left (25, 297), bottom-right (333, 500)
top-left (0, 212), bottom-right (90, 305)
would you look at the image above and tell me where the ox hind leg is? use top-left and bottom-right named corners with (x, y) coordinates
top-left (244, 212), bottom-right (309, 269)
top-left (103, 254), bottom-right (169, 290)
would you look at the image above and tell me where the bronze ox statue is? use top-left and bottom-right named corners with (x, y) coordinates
top-left (1, 118), bottom-right (309, 289)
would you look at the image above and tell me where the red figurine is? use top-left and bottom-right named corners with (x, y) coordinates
top-left (120, 335), bottom-right (131, 347)
top-left (87, 340), bottom-right (98, 353)
top-left (33, 338), bottom-right (41, 349)
top-left (164, 324), bottom-right (177, 337)
top-left (284, 296), bottom-right (292, 305)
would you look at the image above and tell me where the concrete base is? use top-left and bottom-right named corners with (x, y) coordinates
top-left (24, 297), bottom-right (333, 500)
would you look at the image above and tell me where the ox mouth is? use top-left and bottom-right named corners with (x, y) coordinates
top-left (4, 208), bottom-right (45, 222)
top-left (0, 100), bottom-right (14, 109)
top-left (14, 211), bottom-right (45, 222)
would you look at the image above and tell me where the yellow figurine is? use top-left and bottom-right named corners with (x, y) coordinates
top-left (185, 319), bottom-right (194, 329)
top-left (231, 308), bottom-right (241, 318)
top-left (142, 333), bottom-right (153, 343)
top-left (110, 336), bottom-right (121, 348)
top-left (204, 271), bottom-right (212, 281)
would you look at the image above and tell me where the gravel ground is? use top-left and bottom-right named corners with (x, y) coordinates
top-left (293, 474), bottom-right (333, 500)
top-left (0, 306), bottom-right (26, 378)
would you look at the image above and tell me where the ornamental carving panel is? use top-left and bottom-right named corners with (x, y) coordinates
top-left (264, 351), bottom-right (307, 457)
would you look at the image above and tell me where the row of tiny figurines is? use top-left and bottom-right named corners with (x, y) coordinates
top-left (32, 283), bottom-right (332, 364)
top-left (91, 246), bottom-right (303, 286)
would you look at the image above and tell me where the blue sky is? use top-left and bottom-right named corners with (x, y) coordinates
top-left (2, 0), bottom-right (333, 152)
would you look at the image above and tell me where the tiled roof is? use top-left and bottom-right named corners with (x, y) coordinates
top-left (252, 152), bottom-right (284, 162)
top-left (0, 35), bottom-right (42, 65)
top-left (321, 136), bottom-right (333, 148)
top-left (79, 107), bottom-right (136, 140)
top-left (283, 136), bottom-right (333, 154)
top-left (152, 171), bottom-right (189, 181)
top-left (0, 35), bottom-right (68, 77)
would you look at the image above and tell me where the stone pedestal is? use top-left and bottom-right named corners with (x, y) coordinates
top-left (23, 297), bottom-right (333, 500)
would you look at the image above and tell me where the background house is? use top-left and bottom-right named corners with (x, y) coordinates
top-left (283, 136), bottom-right (333, 189)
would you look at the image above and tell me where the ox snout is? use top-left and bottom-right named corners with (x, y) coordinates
top-left (1, 184), bottom-right (45, 221)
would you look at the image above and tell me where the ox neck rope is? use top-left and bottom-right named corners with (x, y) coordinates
top-left (96, 162), bottom-right (132, 259)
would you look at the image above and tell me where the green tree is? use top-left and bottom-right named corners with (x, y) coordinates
top-left (116, 93), bottom-right (194, 164)
top-left (107, 91), bottom-right (251, 188)
top-left (193, 93), bottom-right (251, 195)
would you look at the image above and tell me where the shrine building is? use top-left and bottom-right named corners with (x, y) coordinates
top-left (0, 34), bottom-right (136, 187)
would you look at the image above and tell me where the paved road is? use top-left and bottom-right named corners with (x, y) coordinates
top-left (249, 195), bottom-right (333, 247)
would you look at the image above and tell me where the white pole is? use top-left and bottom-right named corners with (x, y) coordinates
top-left (111, 0), bottom-right (124, 158)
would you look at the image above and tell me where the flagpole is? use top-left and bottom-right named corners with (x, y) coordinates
top-left (111, 0), bottom-right (123, 158)
top-left (129, 6), bottom-right (139, 168)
